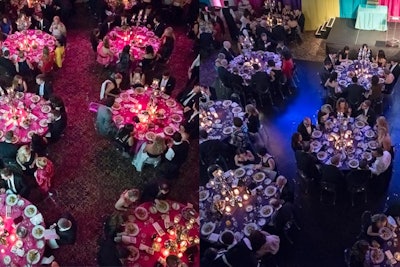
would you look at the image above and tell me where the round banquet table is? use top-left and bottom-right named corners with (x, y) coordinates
top-left (335, 60), bottom-right (386, 90)
top-left (199, 164), bottom-right (280, 244)
top-left (123, 200), bottom-right (200, 267)
top-left (199, 100), bottom-right (245, 143)
top-left (106, 0), bottom-right (136, 10)
top-left (112, 87), bottom-right (184, 141)
top-left (3, 30), bottom-right (56, 64)
top-left (0, 193), bottom-right (46, 267)
top-left (107, 26), bottom-right (161, 60)
top-left (228, 51), bottom-right (282, 84)
top-left (310, 117), bottom-right (378, 171)
top-left (0, 93), bottom-right (50, 144)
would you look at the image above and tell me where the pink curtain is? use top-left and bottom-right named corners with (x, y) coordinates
top-left (380, 0), bottom-right (400, 22)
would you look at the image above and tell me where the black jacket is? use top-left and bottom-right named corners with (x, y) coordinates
top-left (0, 57), bottom-right (17, 77)
top-left (0, 174), bottom-right (29, 198)
top-left (0, 142), bottom-right (19, 162)
top-left (158, 76), bottom-right (176, 95)
top-left (321, 164), bottom-right (344, 185)
top-left (48, 115), bottom-right (67, 141)
top-left (33, 18), bottom-right (51, 33)
top-left (36, 82), bottom-right (53, 100)
top-left (55, 213), bottom-right (77, 245)
top-left (345, 83), bottom-right (365, 106)
top-left (297, 122), bottom-right (315, 142)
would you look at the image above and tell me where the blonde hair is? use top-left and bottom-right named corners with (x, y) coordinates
top-left (36, 157), bottom-right (48, 168)
top-left (376, 116), bottom-right (389, 131)
top-left (12, 75), bottom-right (23, 88)
top-left (17, 145), bottom-right (31, 163)
top-left (245, 104), bottom-right (258, 116)
top-left (152, 136), bottom-right (166, 155)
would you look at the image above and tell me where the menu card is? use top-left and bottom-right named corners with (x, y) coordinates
top-left (152, 222), bottom-right (165, 236)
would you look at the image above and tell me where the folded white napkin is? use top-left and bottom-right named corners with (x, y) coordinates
top-left (44, 229), bottom-right (58, 240)
top-left (16, 248), bottom-right (24, 257)
top-left (30, 213), bottom-right (43, 225)
top-left (208, 233), bottom-right (219, 242)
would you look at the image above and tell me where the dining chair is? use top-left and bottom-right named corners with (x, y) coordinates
top-left (320, 181), bottom-right (337, 205)
top-left (343, 248), bottom-right (351, 267)
top-left (297, 169), bottom-right (313, 194)
top-left (348, 183), bottom-right (368, 207)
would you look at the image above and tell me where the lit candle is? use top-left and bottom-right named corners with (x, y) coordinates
top-left (243, 194), bottom-right (249, 200)
top-left (180, 241), bottom-right (187, 247)
top-left (233, 188), bottom-right (240, 195)
top-left (0, 249), bottom-right (4, 253)
top-left (10, 235), bottom-right (15, 242)
top-left (156, 237), bottom-right (162, 243)
top-left (178, 252), bottom-right (183, 258)
top-left (225, 206), bottom-right (231, 213)
top-left (238, 202), bottom-right (243, 207)
top-left (162, 249), bottom-right (169, 257)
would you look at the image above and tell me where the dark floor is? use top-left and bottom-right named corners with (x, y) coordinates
top-left (201, 56), bottom-right (400, 266)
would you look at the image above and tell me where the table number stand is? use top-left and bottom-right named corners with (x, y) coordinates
top-left (386, 16), bottom-right (400, 47)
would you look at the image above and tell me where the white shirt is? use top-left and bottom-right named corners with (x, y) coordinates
top-left (165, 141), bottom-right (182, 161)
top-left (390, 63), bottom-right (398, 73)
top-left (188, 111), bottom-right (199, 123)
top-left (183, 91), bottom-right (196, 106)
top-left (160, 77), bottom-right (168, 88)
top-left (370, 151), bottom-right (392, 175)
top-left (39, 83), bottom-right (45, 96)
top-left (7, 175), bottom-right (17, 193)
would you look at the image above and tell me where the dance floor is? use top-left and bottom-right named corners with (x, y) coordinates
top-left (29, 5), bottom-right (198, 265)
top-left (201, 55), bottom-right (400, 266)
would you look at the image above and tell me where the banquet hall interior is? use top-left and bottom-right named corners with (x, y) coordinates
top-left (198, 0), bottom-right (400, 266)
top-left (0, 0), bottom-right (200, 266)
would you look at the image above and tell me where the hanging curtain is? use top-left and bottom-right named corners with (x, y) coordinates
top-left (339, 0), bottom-right (366, 18)
top-left (282, 0), bottom-right (302, 10)
top-left (379, 0), bottom-right (400, 22)
top-left (301, 0), bottom-right (340, 31)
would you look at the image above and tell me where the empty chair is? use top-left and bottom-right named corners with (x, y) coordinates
top-left (320, 181), bottom-right (337, 205)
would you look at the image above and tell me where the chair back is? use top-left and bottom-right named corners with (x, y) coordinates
top-left (344, 248), bottom-right (351, 267)
top-left (320, 181), bottom-right (336, 192)
top-left (359, 210), bottom-right (372, 238)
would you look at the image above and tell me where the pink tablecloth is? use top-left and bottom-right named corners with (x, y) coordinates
top-left (0, 193), bottom-right (46, 267)
top-left (123, 200), bottom-right (200, 267)
top-left (112, 88), bottom-right (184, 141)
top-left (107, 26), bottom-right (161, 60)
top-left (3, 30), bottom-right (56, 64)
top-left (0, 93), bottom-right (50, 144)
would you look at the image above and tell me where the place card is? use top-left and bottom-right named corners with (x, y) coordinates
top-left (30, 213), bottom-right (44, 225)
top-left (385, 250), bottom-right (397, 265)
top-left (122, 235), bottom-right (136, 244)
top-left (162, 215), bottom-right (171, 229)
top-left (187, 203), bottom-right (193, 208)
top-left (208, 233), bottom-right (219, 242)
top-left (139, 243), bottom-right (154, 254)
top-left (44, 229), bottom-right (58, 240)
top-left (5, 206), bottom-right (11, 218)
top-left (152, 222), bottom-right (165, 236)
top-left (16, 248), bottom-right (24, 257)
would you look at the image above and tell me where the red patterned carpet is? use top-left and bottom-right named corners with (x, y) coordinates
top-left (32, 5), bottom-right (198, 266)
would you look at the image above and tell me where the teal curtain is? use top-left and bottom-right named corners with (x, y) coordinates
top-left (340, 0), bottom-right (366, 18)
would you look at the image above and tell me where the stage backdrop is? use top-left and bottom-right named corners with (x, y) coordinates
top-left (380, 0), bottom-right (400, 21)
top-left (339, 0), bottom-right (366, 18)
top-left (302, 0), bottom-right (339, 30)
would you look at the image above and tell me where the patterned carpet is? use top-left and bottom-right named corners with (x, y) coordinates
top-left (32, 5), bottom-right (198, 266)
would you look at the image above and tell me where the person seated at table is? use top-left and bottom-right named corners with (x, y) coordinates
top-left (0, 168), bottom-right (30, 198)
top-left (337, 46), bottom-right (349, 63)
top-left (157, 27), bottom-right (175, 63)
top-left (297, 117), bottom-right (315, 142)
top-left (99, 16), bottom-right (117, 40)
top-left (49, 95), bottom-right (66, 115)
top-left (234, 148), bottom-right (255, 167)
top-left (104, 73), bottom-right (123, 98)
top-left (335, 97), bottom-right (352, 118)
top-left (54, 38), bottom-right (65, 69)
top-left (377, 127), bottom-right (392, 153)
top-left (114, 123), bottom-right (135, 157)
top-left (358, 44), bottom-right (372, 61)
top-left (16, 51), bottom-right (34, 78)
top-left (97, 36), bottom-right (114, 69)
top-left (48, 213), bottom-right (77, 247)
top-left (366, 75), bottom-right (383, 112)
top-left (97, 236), bottom-right (130, 266)
top-left (228, 117), bottom-right (249, 151)
top-left (374, 49), bottom-right (387, 68)
top-left (114, 188), bottom-right (141, 211)
top-left (159, 132), bottom-right (189, 179)
top-left (47, 110), bottom-right (67, 142)
top-left (291, 132), bottom-right (303, 152)
top-left (180, 101), bottom-right (199, 140)
top-left (141, 45), bottom-right (156, 73)
top-left (370, 147), bottom-right (392, 176)
top-left (96, 97), bottom-right (118, 138)
top-left (376, 116), bottom-right (389, 132)
top-left (49, 16), bottom-right (67, 41)
top-left (16, 12), bottom-right (31, 31)
top-left (33, 13), bottom-right (50, 33)
top-left (355, 100), bottom-right (376, 127)
top-left (389, 60), bottom-right (400, 83)
top-left (16, 145), bottom-right (37, 175)
top-left (34, 156), bottom-right (54, 193)
top-left (10, 74), bottom-right (28, 93)
top-left (36, 74), bottom-right (53, 100)
top-left (179, 84), bottom-right (201, 109)
top-left (116, 12), bottom-right (131, 27)
top-left (321, 154), bottom-right (344, 186)
top-left (255, 32), bottom-right (276, 52)
top-left (0, 17), bottom-right (12, 39)
top-left (157, 71), bottom-right (176, 95)
top-left (132, 135), bottom-right (167, 172)
top-left (39, 46), bottom-right (55, 74)
top-left (30, 133), bottom-right (48, 157)
top-left (140, 180), bottom-right (170, 202)
top-left (90, 28), bottom-right (101, 55)
top-left (0, 50), bottom-right (17, 77)
top-left (345, 76), bottom-right (365, 111)
top-left (254, 147), bottom-right (277, 172)
top-left (348, 239), bottom-right (369, 267)
top-left (129, 67), bottom-right (145, 88)
top-left (346, 159), bottom-right (371, 192)
top-left (367, 213), bottom-right (388, 246)
top-left (115, 45), bottom-right (132, 75)
top-left (324, 71), bottom-right (342, 99)
top-left (151, 16), bottom-right (166, 38)
top-left (383, 68), bottom-right (395, 94)
top-left (0, 131), bottom-right (19, 165)
top-left (220, 41), bottom-right (236, 63)
top-left (295, 142), bottom-right (321, 180)
top-left (317, 104), bottom-right (333, 129)
top-left (320, 60), bottom-right (333, 85)
top-left (271, 18), bottom-right (286, 43)
top-left (276, 175), bottom-right (295, 203)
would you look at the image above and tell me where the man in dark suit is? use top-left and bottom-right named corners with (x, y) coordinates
top-left (54, 213), bottom-right (77, 245)
top-left (152, 16), bottom-right (165, 38)
top-left (319, 60), bottom-right (332, 85)
top-left (158, 71), bottom-right (176, 95)
top-left (100, 16), bottom-right (117, 39)
top-left (220, 41), bottom-right (236, 62)
top-left (179, 85), bottom-right (201, 108)
top-left (255, 33), bottom-right (277, 52)
top-left (297, 117), bottom-right (315, 141)
top-left (276, 175), bottom-right (295, 203)
top-left (115, 12), bottom-right (131, 27)
top-left (321, 154), bottom-right (344, 185)
top-left (0, 168), bottom-right (30, 198)
top-left (217, 59), bottom-right (233, 90)
top-left (47, 110), bottom-right (67, 142)
top-left (271, 18), bottom-right (287, 43)
top-left (324, 53), bottom-right (337, 67)
top-left (250, 64), bottom-right (270, 97)
top-left (345, 76), bottom-right (365, 109)
top-left (33, 13), bottom-right (50, 33)
top-left (35, 74), bottom-right (53, 100)
top-left (181, 101), bottom-right (199, 139)
top-left (389, 60), bottom-right (400, 83)
top-left (255, 20), bottom-right (269, 39)
top-left (159, 132), bottom-right (189, 179)
top-left (295, 142), bottom-right (321, 180)
top-left (356, 100), bottom-right (376, 127)
top-left (0, 50), bottom-right (17, 77)
top-left (0, 131), bottom-right (19, 164)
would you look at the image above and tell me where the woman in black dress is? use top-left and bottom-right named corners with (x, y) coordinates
top-left (157, 27), bottom-right (175, 63)
top-left (245, 104), bottom-right (260, 135)
top-left (11, 75), bottom-right (27, 93)
top-left (16, 145), bottom-right (37, 175)
top-left (291, 132), bottom-right (303, 151)
top-left (234, 148), bottom-right (255, 167)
